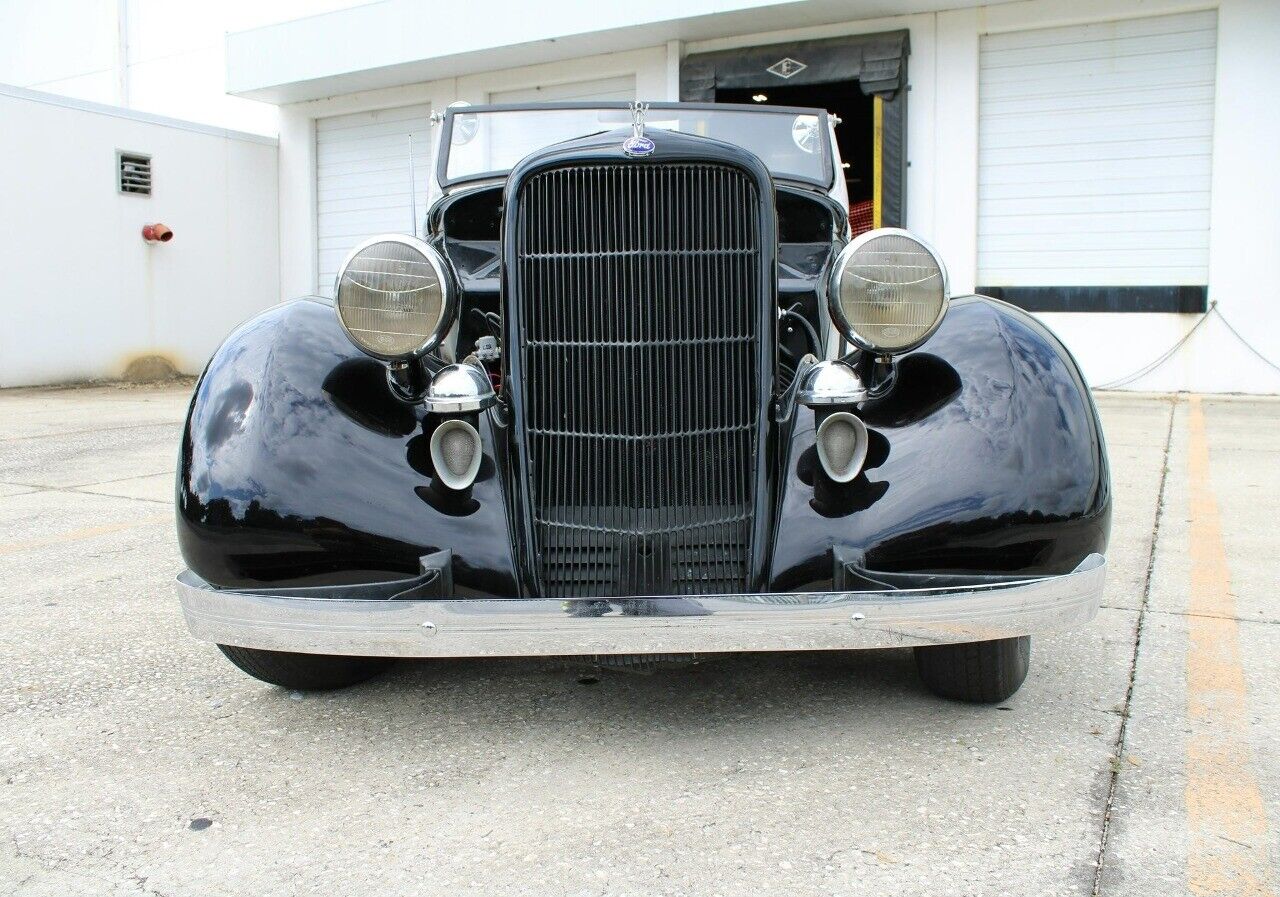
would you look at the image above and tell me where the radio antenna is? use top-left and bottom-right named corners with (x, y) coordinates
top-left (408, 132), bottom-right (418, 238)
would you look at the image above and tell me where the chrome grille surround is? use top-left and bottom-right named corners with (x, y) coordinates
top-left (512, 160), bottom-right (768, 598)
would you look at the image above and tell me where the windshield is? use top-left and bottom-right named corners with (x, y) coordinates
top-left (438, 103), bottom-right (832, 187)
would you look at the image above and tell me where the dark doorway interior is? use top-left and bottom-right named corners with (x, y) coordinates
top-left (716, 80), bottom-right (874, 207)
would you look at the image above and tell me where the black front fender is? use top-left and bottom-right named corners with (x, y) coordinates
top-left (178, 294), bottom-right (1109, 596)
top-left (176, 297), bottom-right (521, 593)
top-left (766, 295), bottom-right (1111, 590)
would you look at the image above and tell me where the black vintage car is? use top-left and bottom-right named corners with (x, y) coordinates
top-left (175, 102), bottom-right (1109, 702)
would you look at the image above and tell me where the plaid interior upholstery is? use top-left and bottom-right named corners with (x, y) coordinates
top-left (849, 199), bottom-right (874, 237)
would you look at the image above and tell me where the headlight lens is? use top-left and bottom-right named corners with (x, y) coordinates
top-left (335, 235), bottom-right (453, 359)
top-left (828, 228), bottom-right (949, 353)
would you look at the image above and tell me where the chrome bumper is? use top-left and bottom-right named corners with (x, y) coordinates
top-left (175, 554), bottom-right (1105, 658)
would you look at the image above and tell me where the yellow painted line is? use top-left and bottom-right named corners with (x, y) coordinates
top-left (1185, 396), bottom-right (1275, 896)
top-left (872, 95), bottom-right (883, 229)
top-left (0, 514), bottom-right (170, 556)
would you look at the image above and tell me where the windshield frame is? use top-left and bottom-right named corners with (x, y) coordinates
top-left (434, 101), bottom-right (835, 192)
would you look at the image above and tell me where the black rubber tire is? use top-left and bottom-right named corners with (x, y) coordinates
top-left (217, 644), bottom-right (393, 691)
top-left (913, 636), bottom-right (1031, 703)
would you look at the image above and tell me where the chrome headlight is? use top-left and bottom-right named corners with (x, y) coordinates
top-left (335, 235), bottom-right (454, 360)
top-left (828, 228), bottom-right (949, 354)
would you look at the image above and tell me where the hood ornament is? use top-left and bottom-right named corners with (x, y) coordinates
top-left (622, 102), bottom-right (655, 156)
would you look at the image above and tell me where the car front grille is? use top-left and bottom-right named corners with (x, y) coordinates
top-left (514, 162), bottom-right (764, 597)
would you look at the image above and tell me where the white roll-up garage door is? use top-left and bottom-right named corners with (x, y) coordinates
top-left (316, 76), bottom-right (636, 296)
top-left (978, 10), bottom-right (1217, 290)
top-left (316, 104), bottom-right (434, 296)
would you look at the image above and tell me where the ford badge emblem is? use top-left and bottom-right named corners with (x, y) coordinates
top-left (622, 135), bottom-right (655, 157)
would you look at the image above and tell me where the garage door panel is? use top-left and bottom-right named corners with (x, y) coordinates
top-left (982, 19), bottom-right (1216, 54)
top-left (982, 117), bottom-right (1212, 150)
top-left (317, 117), bottom-right (435, 143)
top-left (981, 48), bottom-right (1216, 87)
top-left (319, 235), bottom-right (367, 255)
top-left (317, 152), bottom-right (429, 176)
top-left (319, 189), bottom-right (428, 212)
top-left (980, 194), bottom-right (1210, 218)
top-left (318, 207), bottom-right (423, 235)
top-left (981, 81), bottom-right (1214, 117)
top-left (981, 230), bottom-right (1209, 253)
top-left (980, 255), bottom-right (1211, 272)
top-left (980, 209), bottom-right (1210, 235)
top-left (980, 154), bottom-right (1211, 187)
top-left (980, 20), bottom-right (1215, 69)
top-left (978, 10), bottom-right (1216, 290)
top-left (981, 58), bottom-right (1216, 101)
top-left (978, 265), bottom-right (1211, 288)
top-left (981, 135), bottom-right (1210, 166)
top-left (981, 184), bottom-right (1209, 207)
top-left (315, 191), bottom-right (428, 228)
top-left (317, 136), bottom-right (435, 165)
top-left (983, 9), bottom-right (1216, 52)
top-left (318, 175), bottom-right (431, 203)
top-left (982, 245), bottom-right (1209, 264)
top-left (316, 124), bottom-right (432, 149)
top-left (980, 101), bottom-right (1214, 138)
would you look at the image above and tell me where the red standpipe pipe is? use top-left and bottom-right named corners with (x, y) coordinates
top-left (142, 223), bottom-right (173, 243)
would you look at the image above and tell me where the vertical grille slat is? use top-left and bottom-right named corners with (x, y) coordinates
top-left (516, 161), bottom-right (763, 598)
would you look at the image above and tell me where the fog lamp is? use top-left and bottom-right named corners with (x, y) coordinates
top-left (816, 411), bottom-right (869, 483)
top-left (430, 419), bottom-right (482, 490)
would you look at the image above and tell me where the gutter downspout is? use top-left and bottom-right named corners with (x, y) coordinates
top-left (116, 0), bottom-right (130, 107)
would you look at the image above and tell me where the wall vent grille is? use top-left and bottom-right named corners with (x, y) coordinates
top-left (118, 152), bottom-right (152, 196)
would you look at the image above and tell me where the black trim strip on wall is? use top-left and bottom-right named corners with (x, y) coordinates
top-left (977, 286), bottom-right (1208, 314)
top-left (879, 86), bottom-right (906, 228)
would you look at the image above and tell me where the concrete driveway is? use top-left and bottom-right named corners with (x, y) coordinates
top-left (0, 385), bottom-right (1275, 896)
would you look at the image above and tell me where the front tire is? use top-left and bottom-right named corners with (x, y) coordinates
top-left (914, 636), bottom-right (1030, 703)
top-left (217, 644), bottom-right (393, 691)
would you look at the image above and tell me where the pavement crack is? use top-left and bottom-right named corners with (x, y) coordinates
top-left (71, 489), bottom-right (170, 505)
top-left (1141, 607), bottom-right (1280, 626)
top-left (1091, 396), bottom-right (1177, 897)
top-left (0, 480), bottom-right (171, 505)
top-left (69, 470), bottom-right (174, 488)
top-left (0, 421), bottom-right (177, 443)
top-left (4, 470), bottom-right (172, 491)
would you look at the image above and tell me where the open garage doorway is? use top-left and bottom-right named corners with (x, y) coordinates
top-left (681, 31), bottom-right (910, 231)
top-left (717, 81), bottom-right (875, 232)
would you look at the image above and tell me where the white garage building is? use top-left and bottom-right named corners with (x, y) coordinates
top-left (221, 0), bottom-right (1280, 394)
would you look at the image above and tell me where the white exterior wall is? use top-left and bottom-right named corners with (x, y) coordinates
top-left (0, 0), bottom-right (120, 104)
top-left (266, 0), bottom-right (1280, 393)
top-left (0, 85), bottom-right (279, 387)
top-left (0, 1), bottom-right (363, 135)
